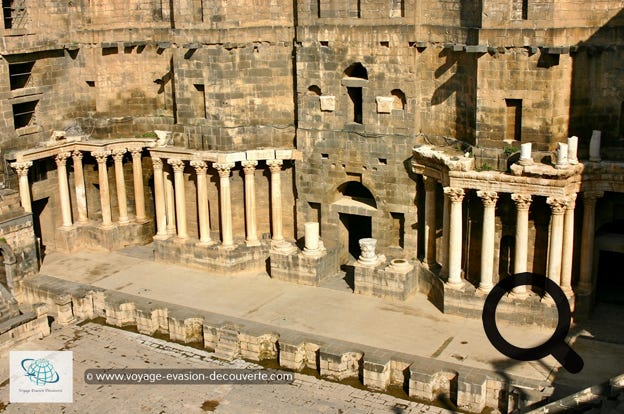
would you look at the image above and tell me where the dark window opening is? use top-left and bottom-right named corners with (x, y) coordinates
top-left (320, 41), bottom-right (329, 47)
top-left (12, 100), bottom-right (37, 129)
top-left (316, 0), bottom-right (321, 18)
top-left (308, 202), bottom-right (321, 230)
top-left (2, 0), bottom-right (25, 29)
top-left (380, 41), bottom-right (389, 48)
top-left (390, 0), bottom-right (404, 17)
top-left (194, 84), bottom-right (206, 118)
top-left (348, 87), bottom-right (363, 124)
top-left (505, 99), bottom-right (522, 141)
top-left (308, 85), bottom-right (322, 96)
top-left (344, 62), bottom-right (368, 79)
top-left (321, 153), bottom-right (329, 159)
top-left (391, 212), bottom-right (405, 248)
top-left (378, 158), bottom-right (387, 165)
top-left (86, 80), bottom-right (95, 87)
top-left (391, 89), bottom-right (406, 110)
top-left (511, 0), bottom-right (528, 20)
top-left (522, 0), bottom-right (528, 19)
top-left (9, 61), bottom-right (34, 90)
top-left (353, 0), bottom-right (361, 18)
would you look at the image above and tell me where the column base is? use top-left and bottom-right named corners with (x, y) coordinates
top-left (197, 239), bottom-right (216, 247)
top-left (477, 284), bottom-right (493, 294)
top-left (245, 239), bottom-right (261, 247)
top-left (153, 234), bottom-right (171, 241)
top-left (118, 218), bottom-right (130, 225)
top-left (510, 289), bottom-right (529, 300)
top-left (219, 242), bottom-right (237, 250)
top-left (445, 280), bottom-right (464, 290)
top-left (271, 240), bottom-right (297, 254)
top-left (99, 223), bottom-right (115, 230)
top-left (134, 217), bottom-right (150, 224)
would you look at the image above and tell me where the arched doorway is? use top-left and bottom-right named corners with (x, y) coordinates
top-left (333, 182), bottom-right (377, 264)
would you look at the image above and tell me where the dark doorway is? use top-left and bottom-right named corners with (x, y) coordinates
top-left (347, 87), bottom-right (363, 124)
top-left (32, 197), bottom-right (52, 257)
top-left (339, 213), bottom-right (371, 263)
top-left (596, 250), bottom-right (624, 305)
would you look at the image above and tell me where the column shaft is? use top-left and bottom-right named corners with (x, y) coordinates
top-left (242, 161), bottom-right (260, 246)
top-left (164, 167), bottom-right (176, 235)
top-left (12, 162), bottom-right (32, 213)
top-left (424, 177), bottom-right (437, 266)
top-left (72, 151), bottom-right (88, 223)
top-left (130, 147), bottom-right (146, 221)
top-left (191, 160), bottom-right (212, 244)
top-left (168, 159), bottom-right (188, 239)
top-left (477, 191), bottom-right (498, 292)
top-left (440, 192), bottom-right (450, 277)
top-left (268, 160), bottom-right (284, 242)
top-left (560, 194), bottom-right (577, 293)
top-left (215, 163), bottom-right (235, 247)
top-left (55, 152), bottom-right (73, 227)
top-left (546, 197), bottom-right (567, 286)
top-left (152, 157), bottom-right (168, 238)
top-left (444, 187), bottom-right (465, 286)
top-left (511, 193), bottom-right (532, 295)
top-left (112, 149), bottom-right (129, 224)
top-left (92, 151), bottom-right (112, 227)
top-left (578, 192), bottom-right (602, 293)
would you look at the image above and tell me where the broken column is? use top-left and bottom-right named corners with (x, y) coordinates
top-left (589, 130), bottom-right (601, 162)
top-left (556, 143), bottom-right (569, 169)
top-left (303, 222), bottom-right (324, 256)
top-left (519, 142), bottom-right (533, 165)
top-left (358, 238), bottom-right (381, 266)
top-left (567, 136), bottom-right (578, 165)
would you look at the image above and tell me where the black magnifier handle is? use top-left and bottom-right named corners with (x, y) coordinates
top-left (550, 341), bottom-right (584, 374)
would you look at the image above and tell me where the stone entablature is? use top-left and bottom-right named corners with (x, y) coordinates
top-left (148, 147), bottom-right (302, 164)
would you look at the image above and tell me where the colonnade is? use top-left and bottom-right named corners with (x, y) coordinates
top-left (421, 177), bottom-right (600, 295)
top-left (151, 156), bottom-right (288, 248)
top-left (12, 145), bottom-right (147, 228)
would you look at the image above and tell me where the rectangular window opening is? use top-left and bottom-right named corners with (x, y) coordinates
top-left (86, 80), bottom-right (95, 87)
top-left (9, 61), bottom-right (34, 90)
top-left (347, 87), bottom-right (363, 124)
top-left (390, 0), bottom-right (404, 18)
top-left (505, 99), bottom-right (522, 141)
top-left (321, 153), bottom-right (329, 159)
top-left (378, 158), bottom-right (387, 165)
top-left (391, 212), bottom-right (405, 248)
top-left (12, 99), bottom-right (38, 129)
top-left (320, 41), bottom-right (329, 47)
top-left (194, 84), bottom-right (206, 118)
top-left (308, 202), bottom-right (322, 231)
top-left (511, 0), bottom-right (528, 20)
top-left (380, 41), bottom-right (390, 48)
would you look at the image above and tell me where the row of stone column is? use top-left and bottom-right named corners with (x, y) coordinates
top-left (12, 147), bottom-right (147, 228)
top-left (151, 157), bottom-right (288, 248)
top-left (422, 179), bottom-right (598, 295)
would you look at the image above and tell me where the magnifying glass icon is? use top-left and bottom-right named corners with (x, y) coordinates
top-left (482, 272), bottom-right (584, 374)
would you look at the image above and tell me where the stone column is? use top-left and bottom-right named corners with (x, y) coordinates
top-left (242, 161), bottom-right (260, 246)
top-left (477, 191), bottom-right (498, 292)
top-left (546, 197), bottom-right (568, 286)
top-left (511, 193), bottom-right (532, 295)
top-left (560, 194), bottom-right (577, 294)
top-left (112, 149), bottom-right (129, 224)
top-left (215, 162), bottom-right (235, 248)
top-left (164, 166), bottom-right (177, 235)
top-left (423, 176), bottom-right (437, 267)
top-left (444, 187), bottom-right (465, 287)
top-left (92, 151), bottom-right (112, 227)
top-left (304, 222), bottom-right (320, 253)
top-left (55, 152), bottom-right (73, 228)
top-left (130, 146), bottom-right (146, 222)
top-left (191, 160), bottom-right (212, 245)
top-left (151, 157), bottom-right (168, 238)
top-left (168, 159), bottom-right (187, 239)
top-left (440, 191), bottom-right (450, 277)
top-left (268, 160), bottom-right (285, 243)
top-left (71, 151), bottom-right (88, 223)
top-left (589, 130), bottom-right (601, 162)
top-left (358, 238), bottom-right (379, 266)
top-left (578, 191), bottom-right (603, 293)
top-left (11, 161), bottom-right (32, 213)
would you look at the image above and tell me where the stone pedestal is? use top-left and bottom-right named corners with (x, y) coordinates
top-left (354, 258), bottom-right (416, 300)
top-left (270, 244), bottom-right (337, 286)
top-left (555, 143), bottom-right (569, 169)
top-left (357, 238), bottom-right (385, 267)
top-left (589, 130), bottom-right (601, 162)
top-left (567, 136), bottom-right (578, 165)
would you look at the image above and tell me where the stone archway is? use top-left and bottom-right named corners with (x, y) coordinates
top-left (332, 182), bottom-right (377, 264)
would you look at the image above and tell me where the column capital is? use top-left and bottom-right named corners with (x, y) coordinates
top-left (583, 191), bottom-right (604, 201)
top-left (214, 162), bottom-right (235, 177)
top-left (167, 158), bottom-right (186, 173)
top-left (152, 157), bottom-right (164, 170)
top-left (129, 145), bottom-right (144, 157)
top-left (443, 187), bottom-right (464, 203)
top-left (547, 197), bottom-right (568, 215)
top-left (423, 176), bottom-right (437, 191)
top-left (92, 150), bottom-right (111, 163)
top-left (511, 193), bottom-right (532, 210)
top-left (190, 160), bottom-right (207, 174)
top-left (477, 190), bottom-right (498, 207)
top-left (55, 151), bottom-right (71, 166)
top-left (242, 160), bottom-right (258, 175)
top-left (267, 159), bottom-right (283, 173)
top-left (71, 150), bottom-right (83, 161)
top-left (111, 148), bottom-right (127, 162)
top-left (11, 161), bottom-right (32, 176)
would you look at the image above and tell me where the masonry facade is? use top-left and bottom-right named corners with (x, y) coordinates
top-left (0, 1), bottom-right (623, 326)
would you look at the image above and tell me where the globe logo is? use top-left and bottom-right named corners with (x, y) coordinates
top-left (21, 358), bottom-right (60, 386)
